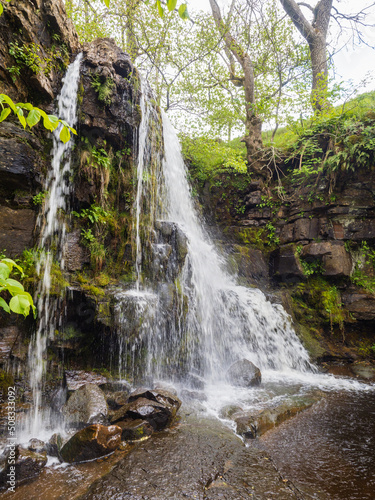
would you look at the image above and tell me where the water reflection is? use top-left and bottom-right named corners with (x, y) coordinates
top-left (261, 391), bottom-right (375, 499)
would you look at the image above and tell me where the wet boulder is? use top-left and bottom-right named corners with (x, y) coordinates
top-left (128, 388), bottom-right (182, 420)
top-left (226, 359), bottom-right (261, 387)
top-left (28, 439), bottom-right (46, 454)
top-left (110, 397), bottom-right (172, 431)
top-left (46, 433), bottom-right (63, 458)
top-left (65, 370), bottom-right (109, 391)
top-left (62, 383), bottom-right (108, 427)
top-left (0, 446), bottom-right (47, 487)
top-left (60, 424), bottom-right (122, 464)
top-left (235, 395), bottom-right (319, 439)
top-left (117, 419), bottom-right (154, 441)
top-left (106, 391), bottom-right (130, 410)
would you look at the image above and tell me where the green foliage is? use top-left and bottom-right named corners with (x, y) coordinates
top-left (32, 191), bottom-right (48, 206)
top-left (90, 146), bottom-right (112, 169)
top-left (181, 135), bottom-right (247, 185)
top-left (265, 222), bottom-right (280, 247)
top-left (91, 75), bottom-right (115, 106)
top-left (72, 204), bottom-right (114, 227)
top-left (350, 241), bottom-right (375, 294)
top-left (9, 41), bottom-right (54, 77)
top-left (0, 258), bottom-right (36, 318)
top-left (293, 277), bottom-right (346, 335)
top-left (0, 94), bottom-right (76, 143)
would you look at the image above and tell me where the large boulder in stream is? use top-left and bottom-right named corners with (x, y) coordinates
top-left (0, 446), bottom-right (47, 488)
top-left (116, 419), bottom-right (154, 441)
top-left (128, 388), bottom-right (182, 419)
top-left (235, 394), bottom-right (320, 439)
top-left (60, 424), bottom-right (122, 463)
top-left (110, 397), bottom-right (172, 431)
top-left (62, 383), bottom-right (108, 427)
top-left (226, 359), bottom-right (262, 387)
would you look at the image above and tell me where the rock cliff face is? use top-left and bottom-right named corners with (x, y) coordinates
top-left (197, 161), bottom-right (375, 364)
top-left (0, 1), bottom-right (144, 384)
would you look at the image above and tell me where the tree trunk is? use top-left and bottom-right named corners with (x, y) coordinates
top-left (280, 0), bottom-right (333, 112)
top-left (309, 33), bottom-right (329, 112)
top-left (209, 0), bottom-right (263, 165)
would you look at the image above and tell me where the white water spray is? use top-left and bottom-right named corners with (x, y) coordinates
top-left (27, 54), bottom-right (82, 435)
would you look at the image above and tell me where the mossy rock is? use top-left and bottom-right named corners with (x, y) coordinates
top-left (0, 370), bottom-right (14, 395)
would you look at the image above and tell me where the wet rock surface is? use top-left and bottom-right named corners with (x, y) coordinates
top-left (80, 410), bottom-right (296, 499)
top-left (0, 446), bottom-right (47, 488)
top-left (226, 359), bottom-right (262, 387)
top-left (63, 383), bottom-right (108, 427)
top-left (110, 397), bottom-right (172, 431)
top-left (60, 424), bottom-right (122, 464)
top-left (235, 394), bottom-right (320, 439)
top-left (116, 419), bottom-right (154, 441)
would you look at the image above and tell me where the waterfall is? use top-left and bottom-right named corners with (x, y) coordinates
top-left (27, 53), bottom-right (83, 435)
top-left (116, 92), bottom-right (316, 387)
top-left (149, 114), bottom-right (315, 381)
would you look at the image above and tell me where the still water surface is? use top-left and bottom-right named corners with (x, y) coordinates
top-left (262, 391), bottom-right (375, 499)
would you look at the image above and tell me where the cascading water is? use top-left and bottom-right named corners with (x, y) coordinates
top-left (115, 89), bottom-right (373, 418)
top-left (149, 115), bottom-right (315, 380)
top-left (26, 54), bottom-right (83, 436)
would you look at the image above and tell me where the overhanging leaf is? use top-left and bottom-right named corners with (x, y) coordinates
top-left (156, 0), bottom-right (164, 17)
top-left (0, 108), bottom-right (11, 122)
top-left (178, 3), bottom-right (189, 19)
top-left (0, 94), bottom-right (16, 112)
top-left (26, 108), bottom-right (41, 128)
top-left (60, 125), bottom-right (71, 143)
top-left (0, 263), bottom-right (10, 280)
top-left (5, 278), bottom-right (24, 292)
top-left (167, 0), bottom-right (177, 12)
top-left (9, 294), bottom-right (31, 317)
top-left (0, 297), bottom-right (10, 313)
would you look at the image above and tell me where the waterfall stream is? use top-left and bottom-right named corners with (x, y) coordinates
top-left (26, 54), bottom-right (83, 436)
top-left (115, 92), bottom-right (373, 418)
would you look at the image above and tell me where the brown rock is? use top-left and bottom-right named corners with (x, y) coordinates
top-left (64, 230), bottom-right (90, 271)
top-left (60, 424), bottom-right (121, 463)
top-left (0, 446), bottom-right (47, 487)
top-left (271, 245), bottom-right (305, 282)
top-left (342, 291), bottom-right (375, 321)
top-left (62, 383), bottom-right (108, 427)
top-left (110, 397), bottom-right (172, 430)
top-left (302, 241), bottom-right (352, 277)
top-left (226, 359), bottom-right (261, 387)
top-left (0, 207), bottom-right (35, 257)
top-left (235, 395), bottom-right (319, 438)
top-left (117, 419), bottom-right (154, 441)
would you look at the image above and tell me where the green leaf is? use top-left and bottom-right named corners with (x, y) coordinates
top-left (60, 125), bottom-right (71, 143)
top-left (6, 278), bottom-right (24, 291)
top-left (0, 297), bottom-right (10, 313)
top-left (0, 4), bottom-right (3, 16)
top-left (0, 108), bottom-right (11, 122)
top-left (26, 108), bottom-right (41, 128)
top-left (156, 0), bottom-right (164, 17)
top-left (0, 94), bottom-right (16, 112)
top-left (9, 293), bottom-right (32, 317)
top-left (103, 0), bottom-right (110, 6)
top-left (47, 115), bottom-right (59, 130)
top-left (16, 108), bottom-right (26, 128)
top-left (167, 0), bottom-right (177, 12)
top-left (0, 263), bottom-right (10, 280)
top-left (42, 115), bottom-right (54, 131)
top-left (178, 3), bottom-right (189, 19)
top-left (18, 102), bottom-right (33, 111)
top-left (1, 258), bottom-right (24, 275)
top-left (69, 126), bottom-right (77, 135)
